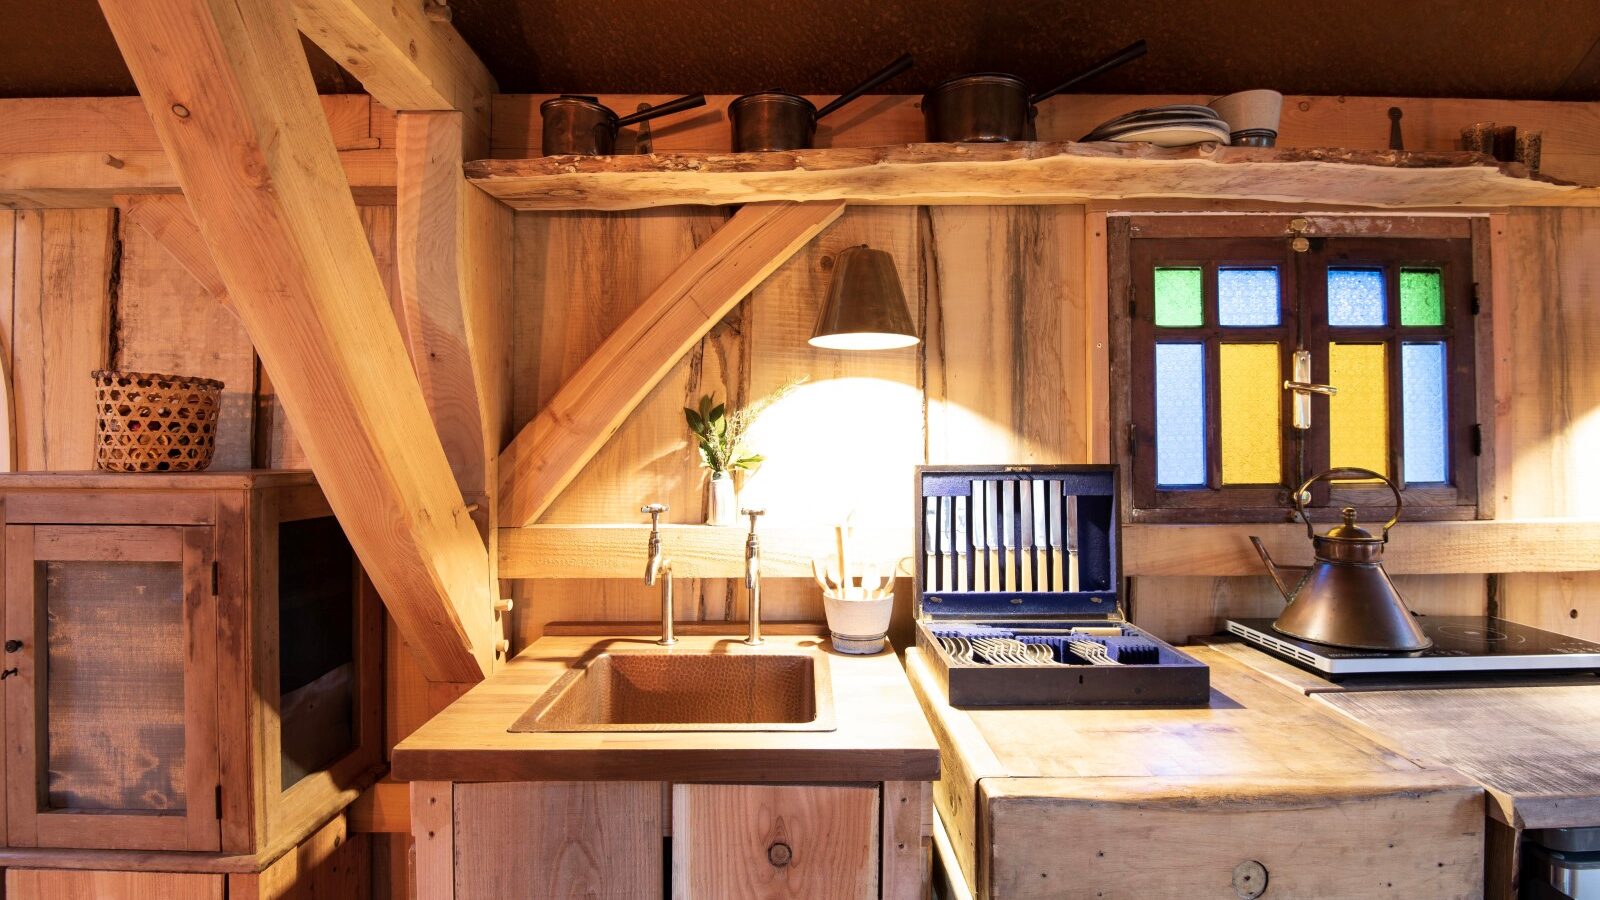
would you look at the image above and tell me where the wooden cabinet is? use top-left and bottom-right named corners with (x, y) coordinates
top-left (428, 779), bottom-right (928, 899)
top-left (0, 472), bottom-right (382, 857)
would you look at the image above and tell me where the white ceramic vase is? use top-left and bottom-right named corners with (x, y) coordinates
top-left (706, 471), bottom-right (737, 526)
top-left (822, 590), bottom-right (895, 654)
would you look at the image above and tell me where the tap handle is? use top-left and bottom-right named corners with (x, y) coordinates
top-left (740, 508), bottom-right (766, 534)
top-left (641, 503), bottom-right (668, 532)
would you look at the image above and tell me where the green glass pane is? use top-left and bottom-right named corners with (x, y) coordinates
top-left (1154, 267), bottom-right (1203, 327)
top-left (1400, 268), bottom-right (1444, 326)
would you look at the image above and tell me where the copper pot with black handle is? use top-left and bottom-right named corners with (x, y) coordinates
top-left (540, 93), bottom-right (708, 156)
top-left (922, 39), bottom-right (1147, 142)
top-left (729, 54), bottom-right (915, 152)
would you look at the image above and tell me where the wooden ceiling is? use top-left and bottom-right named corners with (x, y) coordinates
top-left (5, 0), bottom-right (1599, 100)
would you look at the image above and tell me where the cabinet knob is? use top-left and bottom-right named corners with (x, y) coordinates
top-left (4, 640), bottom-right (21, 653)
top-left (1232, 860), bottom-right (1268, 899)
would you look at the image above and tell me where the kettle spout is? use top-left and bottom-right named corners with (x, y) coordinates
top-left (1250, 536), bottom-right (1311, 604)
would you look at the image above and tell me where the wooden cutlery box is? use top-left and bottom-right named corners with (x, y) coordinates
top-left (911, 464), bottom-right (1208, 707)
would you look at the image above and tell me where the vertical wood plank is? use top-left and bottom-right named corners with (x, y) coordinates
top-left (1084, 210), bottom-right (1111, 464)
top-left (672, 782), bottom-right (879, 900)
top-left (882, 780), bottom-right (933, 900)
top-left (115, 211), bottom-right (256, 469)
top-left (182, 525), bottom-right (221, 850)
top-left (411, 780), bottom-right (454, 900)
top-left (0, 211), bottom-right (16, 473)
top-left (453, 781), bottom-right (662, 900)
top-left (922, 206), bottom-right (1084, 464)
top-left (214, 488), bottom-right (261, 853)
top-left (12, 209), bottom-right (113, 471)
top-left (4, 524), bottom-right (38, 846)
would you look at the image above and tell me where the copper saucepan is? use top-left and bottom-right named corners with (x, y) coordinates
top-left (922, 39), bottom-right (1148, 142)
top-left (729, 54), bottom-right (915, 152)
top-left (540, 93), bottom-right (708, 156)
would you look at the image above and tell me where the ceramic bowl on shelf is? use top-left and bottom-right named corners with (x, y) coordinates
top-left (1209, 89), bottom-right (1284, 146)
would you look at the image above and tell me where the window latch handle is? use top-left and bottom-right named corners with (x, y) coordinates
top-left (1284, 350), bottom-right (1337, 430)
top-left (1284, 380), bottom-right (1337, 397)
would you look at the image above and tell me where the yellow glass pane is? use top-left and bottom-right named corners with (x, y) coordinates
top-left (1219, 343), bottom-right (1281, 484)
top-left (1329, 343), bottom-right (1389, 477)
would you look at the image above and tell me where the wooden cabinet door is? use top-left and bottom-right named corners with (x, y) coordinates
top-left (3, 525), bottom-right (221, 851)
top-left (672, 783), bottom-right (880, 899)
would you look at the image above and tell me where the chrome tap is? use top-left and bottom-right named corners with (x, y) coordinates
top-left (741, 508), bottom-right (766, 646)
top-left (642, 503), bottom-right (675, 645)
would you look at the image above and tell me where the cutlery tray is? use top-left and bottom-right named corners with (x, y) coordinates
top-left (913, 464), bottom-right (1209, 707)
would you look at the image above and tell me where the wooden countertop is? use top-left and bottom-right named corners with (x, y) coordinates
top-left (1203, 637), bottom-right (1600, 830)
top-left (391, 631), bottom-right (940, 784)
top-left (908, 644), bottom-right (1470, 788)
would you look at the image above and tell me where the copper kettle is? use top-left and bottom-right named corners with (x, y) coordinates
top-left (1250, 467), bottom-right (1431, 652)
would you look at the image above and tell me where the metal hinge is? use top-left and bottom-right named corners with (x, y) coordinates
top-left (1471, 283), bottom-right (1482, 315)
top-left (211, 561), bottom-right (219, 595)
top-left (1472, 423), bottom-right (1484, 456)
top-left (214, 784), bottom-right (223, 818)
top-left (1127, 422), bottom-right (1138, 457)
top-left (1127, 281), bottom-right (1137, 319)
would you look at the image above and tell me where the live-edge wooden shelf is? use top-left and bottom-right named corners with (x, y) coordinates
top-left (466, 142), bottom-right (1600, 211)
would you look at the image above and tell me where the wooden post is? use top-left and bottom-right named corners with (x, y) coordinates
top-left (97, 0), bottom-right (493, 682)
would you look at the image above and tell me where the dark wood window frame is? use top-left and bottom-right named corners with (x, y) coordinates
top-left (1109, 214), bottom-right (1495, 524)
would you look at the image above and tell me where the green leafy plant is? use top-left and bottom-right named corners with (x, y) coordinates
top-left (684, 377), bottom-right (807, 476)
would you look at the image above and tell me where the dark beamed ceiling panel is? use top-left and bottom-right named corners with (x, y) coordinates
top-left (4, 0), bottom-right (1599, 100)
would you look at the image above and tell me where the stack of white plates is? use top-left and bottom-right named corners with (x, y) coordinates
top-left (1081, 105), bottom-right (1231, 147)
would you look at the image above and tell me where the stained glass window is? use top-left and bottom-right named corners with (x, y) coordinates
top-left (1155, 343), bottom-right (1206, 486)
top-left (1329, 343), bottom-right (1389, 477)
top-left (1400, 268), bottom-right (1444, 326)
top-left (1154, 267), bottom-right (1203, 327)
top-left (1402, 342), bottom-right (1449, 483)
top-left (1219, 343), bottom-right (1281, 484)
top-left (1219, 267), bottom-right (1281, 327)
top-left (1328, 268), bottom-right (1387, 327)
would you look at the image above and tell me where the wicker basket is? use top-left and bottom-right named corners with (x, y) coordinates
top-left (92, 370), bottom-right (225, 473)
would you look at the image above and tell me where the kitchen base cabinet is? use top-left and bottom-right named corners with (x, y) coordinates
top-left (910, 646), bottom-right (1485, 899)
top-left (420, 780), bottom-right (930, 899)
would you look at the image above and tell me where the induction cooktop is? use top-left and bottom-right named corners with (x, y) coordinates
top-left (1225, 616), bottom-right (1600, 676)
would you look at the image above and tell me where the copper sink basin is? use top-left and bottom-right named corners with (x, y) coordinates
top-left (509, 649), bottom-right (837, 733)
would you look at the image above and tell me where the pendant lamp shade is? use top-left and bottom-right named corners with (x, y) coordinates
top-left (809, 245), bottom-right (919, 350)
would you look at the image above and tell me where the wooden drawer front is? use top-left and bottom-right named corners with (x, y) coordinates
top-left (453, 781), bottom-right (663, 900)
top-left (981, 778), bottom-right (1484, 899)
top-left (5, 868), bottom-right (224, 900)
top-left (673, 783), bottom-right (880, 900)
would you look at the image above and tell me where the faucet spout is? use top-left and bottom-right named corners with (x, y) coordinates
top-left (741, 508), bottom-right (766, 646)
top-left (641, 503), bottom-right (676, 645)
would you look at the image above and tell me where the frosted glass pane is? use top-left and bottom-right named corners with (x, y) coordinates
top-left (1329, 343), bottom-right (1389, 477)
top-left (1154, 267), bottom-right (1203, 327)
top-left (1328, 268), bottom-right (1387, 327)
top-left (1218, 267), bottom-right (1281, 326)
top-left (1402, 342), bottom-right (1449, 483)
top-left (1219, 343), bottom-right (1281, 484)
top-left (1155, 343), bottom-right (1207, 486)
top-left (1400, 268), bottom-right (1444, 326)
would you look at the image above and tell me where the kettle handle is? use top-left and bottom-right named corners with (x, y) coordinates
top-left (1291, 467), bottom-right (1403, 541)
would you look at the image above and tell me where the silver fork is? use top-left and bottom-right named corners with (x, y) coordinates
top-left (1069, 640), bottom-right (1122, 666)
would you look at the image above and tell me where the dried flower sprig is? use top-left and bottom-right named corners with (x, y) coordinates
top-left (684, 376), bottom-right (808, 475)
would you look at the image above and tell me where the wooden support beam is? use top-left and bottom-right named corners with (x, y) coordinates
top-left (395, 111), bottom-right (490, 512)
top-left (99, 0), bottom-right (493, 682)
top-left (293, 0), bottom-right (495, 148)
top-left (118, 194), bottom-right (227, 299)
top-left (1123, 520), bottom-right (1600, 576)
top-left (496, 200), bottom-right (846, 528)
top-left (499, 524), bottom-right (906, 579)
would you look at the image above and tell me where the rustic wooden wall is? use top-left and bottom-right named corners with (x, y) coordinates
top-left (506, 203), bottom-right (1600, 647)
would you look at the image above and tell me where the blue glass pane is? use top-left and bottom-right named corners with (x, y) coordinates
top-left (1401, 342), bottom-right (1449, 483)
top-left (1218, 267), bottom-right (1281, 326)
top-left (1328, 268), bottom-right (1388, 326)
top-left (1155, 343), bottom-right (1207, 486)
